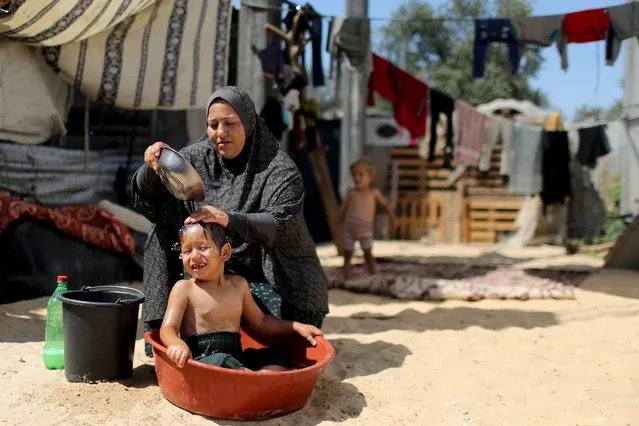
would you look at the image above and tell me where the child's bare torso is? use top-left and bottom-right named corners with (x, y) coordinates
top-left (179, 275), bottom-right (245, 338)
top-left (346, 188), bottom-right (377, 223)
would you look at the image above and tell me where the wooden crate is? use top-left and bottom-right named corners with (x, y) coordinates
top-left (462, 197), bottom-right (524, 243)
top-left (386, 146), bottom-right (456, 197)
top-left (394, 196), bottom-right (446, 241)
top-left (386, 134), bottom-right (525, 244)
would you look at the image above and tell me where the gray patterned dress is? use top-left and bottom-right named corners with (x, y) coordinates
top-left (131, 87), bottom-right (329, 356)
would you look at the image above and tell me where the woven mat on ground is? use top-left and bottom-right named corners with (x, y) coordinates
top-left (325, 257), bottom-right (594, 301)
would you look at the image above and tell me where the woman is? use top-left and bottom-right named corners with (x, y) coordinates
top-left (132, 86), bottom-right (328, 356)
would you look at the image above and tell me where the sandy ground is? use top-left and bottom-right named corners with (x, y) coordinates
top-left (1, 242), bottom-right (638, 425)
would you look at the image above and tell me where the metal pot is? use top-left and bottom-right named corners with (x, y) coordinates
top-left (157, 147), bottom-right (205, 201)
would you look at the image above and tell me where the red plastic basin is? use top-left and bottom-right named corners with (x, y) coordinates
top-left (144, 328), bottom-right (335, 420)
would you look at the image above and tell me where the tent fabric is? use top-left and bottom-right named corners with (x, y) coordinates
top-left (0, 0), bottom-right (233, 110)
top-left (0, 42), bottom-right (71, 145)
top-left (0, 141), bottom-right (143, 207)
top-left (476, 98), bottom-right (548, 117)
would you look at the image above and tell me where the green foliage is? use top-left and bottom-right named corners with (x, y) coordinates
top-left (573, 78), bottom-right (623, 122)
top-left (600, 173), bottom-right (626, 243)
top-left (378, 0), bottom-right (548, 106)
top-left (573, 100), bottom-right (623, 122)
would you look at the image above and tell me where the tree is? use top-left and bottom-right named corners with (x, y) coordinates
top-left (573, 78), bottom-right (623, 121)
top-left (573, 105), bottom-right (605, 121)
top-left (378, 0), bottom-right (548, 107)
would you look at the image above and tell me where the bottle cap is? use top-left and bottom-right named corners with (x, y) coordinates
top-left (57, 275), bottom-right (68, 282)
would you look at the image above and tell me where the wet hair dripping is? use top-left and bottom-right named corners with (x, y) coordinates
top-left (176, 222), bottom-right (227, 251)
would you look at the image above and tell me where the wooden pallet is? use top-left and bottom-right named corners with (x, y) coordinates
top-left (394, 196), bottom-right (446, 241)
top-left (462, 197), bottom-right (523, 243)
top-left (387, 134), bottom-right (524, 244)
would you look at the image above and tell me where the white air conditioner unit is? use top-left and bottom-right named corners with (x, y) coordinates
top-left (365, 116), bottom-right (411, 147)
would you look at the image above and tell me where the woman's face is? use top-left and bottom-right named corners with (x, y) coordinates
top-left (207, 100), bottom-right (246, 159)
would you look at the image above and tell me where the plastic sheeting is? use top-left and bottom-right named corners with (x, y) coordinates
top-left (0, 142), bottom-right (143, 207)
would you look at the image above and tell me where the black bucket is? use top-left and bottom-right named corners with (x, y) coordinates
top-left (58, 285), bottom-right (145, 383)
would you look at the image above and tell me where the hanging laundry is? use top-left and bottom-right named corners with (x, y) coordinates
top-left (606, 2), bottom-right (639, 66)
top-left (544, 111), bottom-right (565, 132)
top-left (453, 100), bottom-right (486, 166)
top-left (510, 15), bottom-right (564, 47)
top-left (480, 116), bottom-right (514, 174)
top-left (426, 89), bottom-right (455, 166)
top-left (281, 65), bottom-right (309, 96)
top-left (557, 8), bottom-right (610, 71)
top-left (308, 14), bottom-right (324, 87)
top-left (540, 130), bottom-right (572, 206)
top-left (327, 16), bottom-right (371, 74)
top-left (473, 19), bottom-right (521, 78)
top-left (507, 124), bottom-right (543, 195)
top-left (260, 96), bottom-right (287, 140)
top-left (283, 88), bottom-right (300, 132)
top-left (577, 125), bottom-right (611, 168)
top-left (258, 40), bottom-right (285, 80)
top-left (367, 54), bottom-right (429, 139)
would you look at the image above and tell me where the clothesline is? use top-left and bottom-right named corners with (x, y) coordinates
top-left (371, 52), bottom-right (628, 133)
top-left (241, 1), bottom-right (628, 23)
top-left (247, 0), bottom-right (631, 132)
top-left (241, 1), bottom-right (477, 22)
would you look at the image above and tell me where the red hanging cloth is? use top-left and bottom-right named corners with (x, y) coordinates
top-left (367, 53), bottom-right (429, 139)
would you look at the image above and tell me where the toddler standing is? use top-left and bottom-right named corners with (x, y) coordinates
top-left (340, 157), bottom-right (396, 278)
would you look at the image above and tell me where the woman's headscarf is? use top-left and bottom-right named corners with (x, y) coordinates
top-left (205, 86), bottom-right (280, 207)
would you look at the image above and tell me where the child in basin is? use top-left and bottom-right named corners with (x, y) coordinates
top-left (341, 157), bottom-right (397, 278)
top-left (159, 222), bottom-right (323, 371)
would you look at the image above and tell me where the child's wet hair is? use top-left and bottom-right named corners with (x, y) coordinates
top-left (350, 156), bottom-right (375, 176)
top-left (177, 222), bottom-right (227, 250)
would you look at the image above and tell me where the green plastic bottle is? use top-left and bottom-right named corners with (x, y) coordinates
top-left (43, 275), bottom-right (68, 370)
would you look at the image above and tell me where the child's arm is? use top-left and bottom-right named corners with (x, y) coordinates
top-left (340, 189), bottom-right (353, 221)
top-left (159, 280), bottom-right (191, 368)
top-left (239, 279), bottom-right (324, 345)
top-left (373, 189), bottom-right (397, 234)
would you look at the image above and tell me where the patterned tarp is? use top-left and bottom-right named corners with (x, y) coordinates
top-left (0, 0), bottom-right (233, 110)
top-left (0, 195), bottom-right (135, 254)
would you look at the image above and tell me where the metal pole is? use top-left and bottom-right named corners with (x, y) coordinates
top-left (339, 0), bottom-right (369, 197)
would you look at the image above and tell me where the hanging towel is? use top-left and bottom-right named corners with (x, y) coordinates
top-left (453, 100), bottom-right (486, 166)
top-left (557, 8), bottom-right (610, 71)
top-left (473, 19), bottom-right (521, 78)
top-left (367, 53), bottom-right (429, 139)
top-left (480, 116), bottom-right (514, 173)
top-left (606, 3), bottom-right (639, 66)
top-left (507, 124), bottom-right (543, 195)
top-left (540, 130), bottom-right (572, 206)
top-left (511, 15), bottom-right (564, 47)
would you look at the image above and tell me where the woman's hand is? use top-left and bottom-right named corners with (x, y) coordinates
top-left (292, 322), bottom-right (324, 346)
top-left (166, 341), bottom-right (191, 368)
top-left (185, 205), bottom-right (230, 228)
top-left (143, 141), bottom-right (171, 173)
